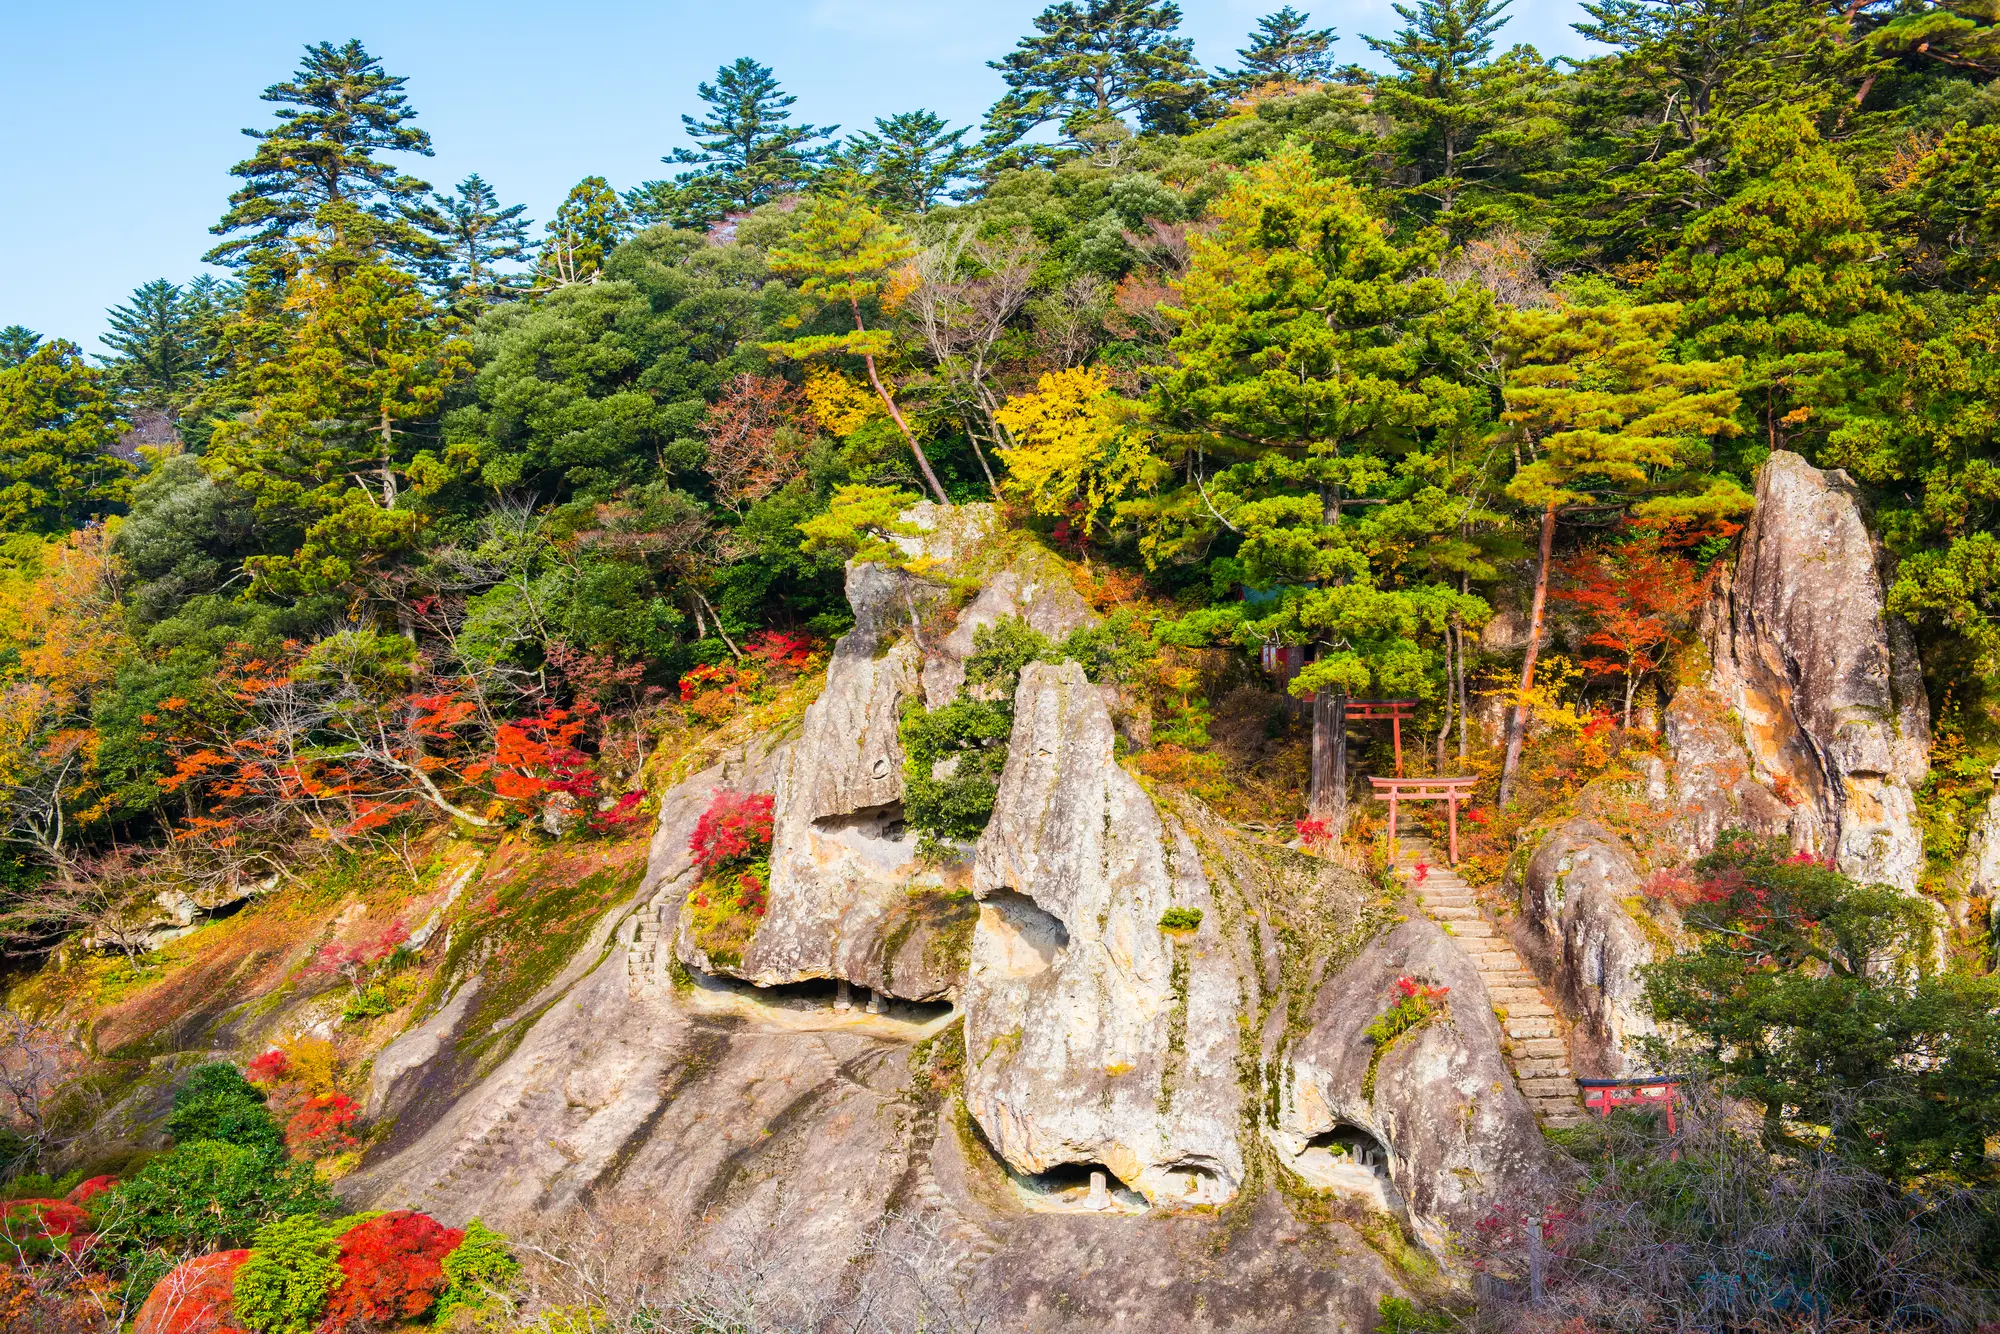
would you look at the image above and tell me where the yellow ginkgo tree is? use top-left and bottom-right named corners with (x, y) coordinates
top-left (761, 193), bottom-right (950, 504)
top-left (993, 366), bottom-right (1160, 538)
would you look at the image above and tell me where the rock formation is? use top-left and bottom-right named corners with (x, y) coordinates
top-left (1516, 817), bottom-right (1670, 1076)
top-left (1702, 451), bottom-right (1930, 888)
top-left (963, 660), bottom-right (1246, 1208)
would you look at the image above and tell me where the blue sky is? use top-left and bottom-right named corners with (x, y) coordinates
top-left (0, 0), bottom-right (1605, 350)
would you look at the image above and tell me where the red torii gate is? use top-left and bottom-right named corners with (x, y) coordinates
top-left (1368, 775), bottom-right (1476, 866)
top-left (1578, 1077), bottom-right (1680, 1134)
top-left (1346, 698), bottom-right (1418, 775)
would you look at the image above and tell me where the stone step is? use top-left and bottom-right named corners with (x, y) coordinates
top-left (1514, 1037), bottom-right (1569, 1059)
top-left (1427, 905), bottom-right (1482, 922)
top-left (1488, 986), bottom-right (1551, 1006)
top-left (1505, 1018), bottom-right (1556, 1041)
top-left (1443, 919), bottom-right (1494, 937)
top-left (1513, 1057), bottom-right (1571, 1079)
top-left (1496, 1001), bottom-right (1555, 1019)
top-left (1518, 1076), bottom-right (1580, 1098)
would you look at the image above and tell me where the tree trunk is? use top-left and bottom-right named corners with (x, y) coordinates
top-left (1309, 688), bottom-right (1348, 835)
top-left (1436, 622), bottom-right (1455, 775)
top-left (1499, 502), bottom-right (1559, 806)
top-left (851, 299), bottom-right (949, 505)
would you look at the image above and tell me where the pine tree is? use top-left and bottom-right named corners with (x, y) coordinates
top-left (1363, 0), bottom-right (1559, 225)
top-left (1159, 143), bottom-right (1496, 828)
top-left (536, 178), bottom-right (630, 286)
top-left (207, 40), bottom-right (439, 271)
top-left (1652, 107), bottom-right (1911, 468)
top-left (642, 59), bottom-right (834, 228)
top-left (760, 194), bottom-right (947, 504)
top-left (0, 328), bottom-right (41, 370)
top-left (429, 174), bottom-right (530, 302)
top-left (0, 341), bottom-right (133, 534)
top-left (1219, 7), bottom-right (1340, 92)
top-left (100, 280), bottom-right (213, 411)
top-left (982, 0), bottom-right (1214, 157)
top-left (1493, 300), bottom-right (1747, 802)
top-left (206, 240), bottom-right (470, 595)
top-left (834, 111), bottom-right (975, 212)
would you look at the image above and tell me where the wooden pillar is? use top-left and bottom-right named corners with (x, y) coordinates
top-left (1391, 711), bottom-right (1403, 776)
top-left (1447, 788), bottom-right (1459, 866)
top-left (1386, 790), bottom-right (1398, 867)
top-left (1310, 689), bottom-right (1348, 832)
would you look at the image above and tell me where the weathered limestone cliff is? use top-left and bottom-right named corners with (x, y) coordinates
top-left (1518, 451), bottom-right (1932, 1073)
top-left (332, 511), bottom-right (1578, 1330)
top-left (1702, 451), bottom-right (1930, 888)
top-left (964, 660), bottom-right (1246, 1208)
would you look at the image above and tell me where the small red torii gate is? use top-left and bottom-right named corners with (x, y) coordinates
top-left (1368, 774), bottom-right (1477, 866)
top-left (1578, 1077), bottom-right (1680, 1134)
top-left (1346, 698), bottom-right (1418, 776)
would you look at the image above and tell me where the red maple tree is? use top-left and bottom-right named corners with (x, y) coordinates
top-left (1552, 537), bottom-right (1709, 727)
top-left (319, 1210), bottom-right (464, 1331)
top-left (701, 373), bottom-right (805, 515)
top-left (133, 1248), bottom-right (252, 1334)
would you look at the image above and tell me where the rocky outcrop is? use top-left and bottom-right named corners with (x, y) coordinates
top-left (1274, 916), bottom-right (1548, 1254)
top-left (1703, 451), bottom-right (1930, 888)
top-left (1517, 817), bottom-right (1670, 1076)
top-left (1663, 686), bottom-right (1796, 857)
top-left (964, 660), bottom-right (1246, 1208)
top-left (921, 545), bottom-right (1094, 708)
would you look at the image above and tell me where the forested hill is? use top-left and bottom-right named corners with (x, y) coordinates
top-left (4, 1), bottom-right (2000, 1329)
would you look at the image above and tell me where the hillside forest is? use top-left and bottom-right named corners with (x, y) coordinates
top-left (5, 0), bottom-right (2000, 1329)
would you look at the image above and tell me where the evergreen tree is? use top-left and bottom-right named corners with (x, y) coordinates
top-left (428, 174), bottom-right (530, 302)
top-left (206, 239), bottom-right (470, 595)
top-left (1652, 107), bottom-right (1911, 468)
top-left (640, 59), bottom-right (835, 228)
top-left (1219, 7), bottom-right (1340, 91)
top-left (0, 328), bottom-right (40, 369)
top-left (537, 177), bottom-right (630, 286)
top-left (1364, 0), bottom-right (1559, 225)
top-left (100, 280), bottom-right (210, 411)
top-left (982, 0), bottom-right (1214, 157)
top-left (0, 340), bottom-right (133, 534)
top-left (1493, 300), bottom-right (1747, 801)
top-left (760, 194), bottom-right (947, 504)
top-left (834, 111), bottom-right (975, 212)
top-left (207, 40), bottom-right (438, 271)
top-left (1159, 144), bottom-right (1496, 828)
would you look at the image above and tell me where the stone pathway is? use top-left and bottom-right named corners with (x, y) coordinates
top-left (1395, 834), bottom-right (1585, 1128)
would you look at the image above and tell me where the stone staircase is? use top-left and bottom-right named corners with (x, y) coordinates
top-left (906, 1104), bottom-right (1004, 1280)
top-left (1394, 835), bottom-right (1585, 1128)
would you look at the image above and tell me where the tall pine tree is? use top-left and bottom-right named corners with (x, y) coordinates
top-left (982, 0), bottom-right (1214, 158)
top-left (428, 174), bottom-right (530, 303)
top-left (833, 111), bottom-right (975, 212)
top-left (633, 60), bottom-right (834, 228)
top-left (1219, 7), bottom-right (1341, 92)
top-left (207, 40), bottom-right (439, 272)
top-left (0, 341), bottom-right (133, 534)
top-left (537, 178), bottom-right (630, 286)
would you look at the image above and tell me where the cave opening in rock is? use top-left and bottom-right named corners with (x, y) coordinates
top-left (1012, 1160), bottom-right (1147, 1214)
top-left (1305, 1124), bottom-right (1392, 1177)
top-left (1296, 1120), bottom-right (1392, 1184)
top-left (681, 970), bottom-right (955, 1029)
top-left (976, 889), bottom-right (1069, 977)
top-left (812, 801), bottom-right (913, 871)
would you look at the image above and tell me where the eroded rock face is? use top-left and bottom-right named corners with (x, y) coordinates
top-left (676, 558), bottom-right (972, 1001)
top-left (1663, 686), bottom-right (1797, 857)
top-left (964, 660), bottom-right (1247, 1208)
top-left (921, 546), bottom-right (1095, 708)
top-left (1274, 917), bottom-right (1547, 1254)
top-left (1704, 451), bottom-right (1930, 888)
top-left (1518, 817), bottom-right (1669, 1076)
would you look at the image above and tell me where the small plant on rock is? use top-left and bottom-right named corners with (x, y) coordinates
top-left (1363, 977), bottom-right (1451, 1099)
top-left (685, 790), bottom-right (776, 967)
top-left (1158, 907), bottom-right (1203, 934)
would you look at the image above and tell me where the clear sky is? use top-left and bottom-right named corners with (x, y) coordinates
top-left (0, 0), bottom-right (1605, 351)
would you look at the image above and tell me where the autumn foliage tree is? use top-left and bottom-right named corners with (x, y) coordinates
top-left (700, 373), bottom-right (805, 515)
top-left (1552, 535), bottom-right (1710, 726)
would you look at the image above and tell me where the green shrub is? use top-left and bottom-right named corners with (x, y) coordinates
top-left (90, 1139), bottom-right (338, 1261)
top-left (1158, 907), bottom-right (1203, 933)
top-left (233, 1214), bottom-right (346, 1334)
top-left (1376, 1295), bottom-right (1454, 1333)
top-left (435, 1218), bottom-right (520, 1323)
top-left (166, 1091), bottom-right (284, 1152)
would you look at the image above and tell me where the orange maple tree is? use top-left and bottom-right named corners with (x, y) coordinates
top-left (1552, 537), bottom-right (1710, 728)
